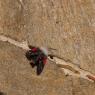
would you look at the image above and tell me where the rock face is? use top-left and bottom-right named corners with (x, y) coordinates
top-left (0, 0), bottom-right (95, 95)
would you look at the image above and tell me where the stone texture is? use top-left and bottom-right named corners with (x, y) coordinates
top-left (0, 0), bottom-right (95, 95)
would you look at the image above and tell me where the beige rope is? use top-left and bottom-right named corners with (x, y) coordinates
top-left (0, 35), bottom-right (95, 82)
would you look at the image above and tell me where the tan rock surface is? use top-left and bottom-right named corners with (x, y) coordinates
top-left (0, 0), bottom-right (95, 95)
